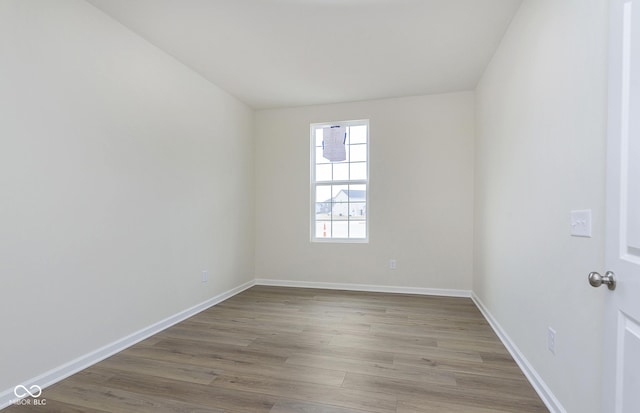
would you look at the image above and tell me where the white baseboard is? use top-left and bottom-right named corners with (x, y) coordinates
top-left (471, 292), bottom-right (566, 413)
top-left (0, 279), bottom-right (255, 410)
top-left (254, 278), bottom-right (471, 298)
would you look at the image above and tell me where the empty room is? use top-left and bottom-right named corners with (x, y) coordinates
top-left (2, 0), bottom-right (638, 412)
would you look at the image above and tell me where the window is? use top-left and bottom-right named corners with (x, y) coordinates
top-left (311, 120), bottom-right (369, 242)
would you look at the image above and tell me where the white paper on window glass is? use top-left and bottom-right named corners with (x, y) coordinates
top-left (322, 126), bottom-right (346, 162)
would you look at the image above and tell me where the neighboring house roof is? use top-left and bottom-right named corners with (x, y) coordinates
top-left (323, 190), bottom-right (366, 202)
top-left (340, 190), bottom-right (366, 200)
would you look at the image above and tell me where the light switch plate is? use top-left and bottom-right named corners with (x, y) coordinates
top-left (570, 210), bottom-right (592, 237)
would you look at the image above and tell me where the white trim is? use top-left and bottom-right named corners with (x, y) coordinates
top-left (0, 279), bottom-right (255, 410)
top-left (254, 278), bottom-right (471, 298)
top-left (310, 119), bottom-right (370, 243)
top-left (471, 292), bottom-right (566, 413)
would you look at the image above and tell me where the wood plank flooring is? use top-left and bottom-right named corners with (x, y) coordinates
top-left (5, 286), bottom-right (548, 412)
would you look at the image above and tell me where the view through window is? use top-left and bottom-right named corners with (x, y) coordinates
top-left (310, 120), bottom-right (369, 242)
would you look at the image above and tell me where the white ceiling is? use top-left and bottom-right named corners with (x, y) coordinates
top-left (87, 0), bottom-right (522, 109)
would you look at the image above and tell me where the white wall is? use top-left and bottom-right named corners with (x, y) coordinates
top-left (474, 0), bottom-right (608, 411)
top-left (255, 93), bottom-right (474, 292)
top-left (0, 0), bottom-right (611, 410)
top-left (0, 0), bottom-right (254, 393)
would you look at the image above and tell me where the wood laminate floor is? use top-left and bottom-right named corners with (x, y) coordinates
top-left (5, 286), bottom-right (548, 412)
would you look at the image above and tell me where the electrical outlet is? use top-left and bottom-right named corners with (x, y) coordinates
top-left (202, 270), bottom-right (208, 283)
top-left (389, 259), bottom-right (397, 270)
top-left (547, 327), bottom-right (556, 354)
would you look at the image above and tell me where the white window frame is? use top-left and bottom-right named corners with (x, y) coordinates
top-left (310, 119), bottom-right (369, 243)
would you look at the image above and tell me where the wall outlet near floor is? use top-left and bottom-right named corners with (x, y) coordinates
top-left (201, 270), bottom-right (208, 283)
top-left (389, 259), bottom-right (397, 270)
top-left (547, 327), bottom-right (556, 354)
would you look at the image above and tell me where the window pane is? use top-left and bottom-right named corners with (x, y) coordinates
top-left (316, 185), bottom-right (331, 202)
top-left (350, 202), bottom-right (366, 217)
top-left (349, 221), bottom-right (366, 238)
top-left (315, 129), bottom-right (324, 147)
top-left (333, 163), bottom-right (349, 181)
top-left (349, 125), bottom-right (367, 144)
top-left (316, 221), bottom-right (331, 238)
top-left (349, 144), bottom-right (367, 162)
top-left (350, 162), bottom-right (367, 180)
top-left (316, 164), bottom-right (332, 181)
top-left (333, 221), bottom-right (348, 238)
top-left (332, 202), bottom-right (349, 217)
top-left (315, 185), bottom-right (332, 219)
top-left (348, 184), bottom-right (366, 218)
top-left (332, 185), bottom-right (349, 198)
top-left (315, 203), bottom-right (331, 217)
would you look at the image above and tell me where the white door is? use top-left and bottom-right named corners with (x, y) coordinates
top-left (600, 1), bottom-right (640, 412)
